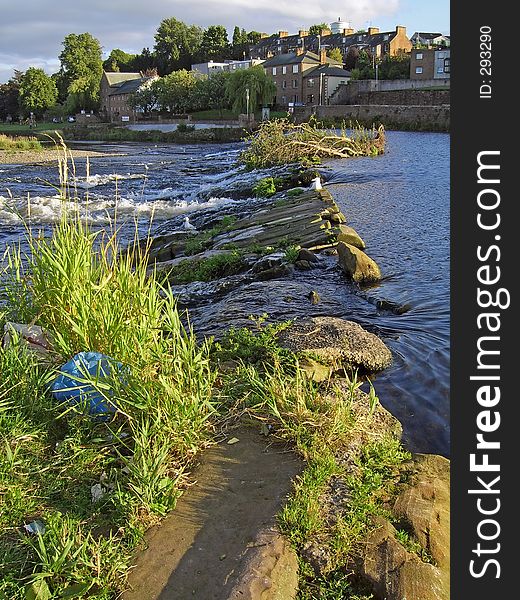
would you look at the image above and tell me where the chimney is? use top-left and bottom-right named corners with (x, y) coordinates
top-left (368, 27), bottom-right (380, 35)
top-left (299, 29), bottom-right (309, 37)
top-left (343, 28), bottom-right (354, 35)
top-left (395, 25), bottom-right (406, 35)
top-left (279, 30), bottom-right (289, 38)
top-left (319, 48), bottom-right (327, 64)
top-left (260, 32), bottom-right (269, 39)
top-left (321, 28), bottom-right (332, 36)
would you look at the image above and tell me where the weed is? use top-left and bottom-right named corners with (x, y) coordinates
top-left (167, 251), bottom-right (245, 283)
top-left (252, 177), bottom-right (277, 198)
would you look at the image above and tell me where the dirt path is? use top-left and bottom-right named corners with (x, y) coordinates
top-left (124, 426), bottom-right (302, 600)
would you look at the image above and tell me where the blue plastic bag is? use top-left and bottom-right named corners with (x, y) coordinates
top-left (50, 351), bottom-right (124, 419)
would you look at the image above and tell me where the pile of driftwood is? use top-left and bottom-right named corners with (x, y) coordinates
top-left (240, 118), bottom-right (386, 168)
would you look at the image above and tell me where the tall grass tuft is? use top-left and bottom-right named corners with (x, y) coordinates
top-left (0, 194), bottom-right (216, 596)
top-left (0, 134), bottom-right (43, 151)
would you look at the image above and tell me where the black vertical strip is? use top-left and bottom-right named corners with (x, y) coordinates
top-left (452, 2), bottom-right (513, 597)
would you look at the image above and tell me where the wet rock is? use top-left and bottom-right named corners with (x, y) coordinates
top-left (329, 212), bottom-right (347, 224)
top-left (297, 248), bottom-right (319, 263)
top-left (228, 526), bottom-right (299, 600)
top-left (294, 260), bottom-right (312, 270)
top-left (337, 242), bottom-right (381, 283)
top-left (277, 316), bottom-right (392, 373)
top-left (253, 264), bottom-right (293, 281)
top-left (308, 290), bottom-right (320, 304)
top-left (251, 252), bottom-right (285, 274)
top-left (337, 225), bottom-right (366, 249)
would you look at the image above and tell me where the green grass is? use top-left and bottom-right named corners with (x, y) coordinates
top-left (0, 122), bottom-right (60, 136)
top-left (0, 134), bottom-right (43, 151)
top-left (166, 250), bottom-right (245, 284)
top-left (0, 204), bottom-right (216, 597)
top-left (183, 216), bottom-right (237, 256)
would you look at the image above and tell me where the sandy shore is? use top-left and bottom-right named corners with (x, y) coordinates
top-left (0, 148), bottom-right (121, 165)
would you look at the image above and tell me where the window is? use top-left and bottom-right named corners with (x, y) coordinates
top-left (282, 96), bottom-right (287, 104)
top-left (358, 35), bottom-right (363, 41)
top-left (292, 79), bottom-right (298, 88)
top-left (416, 52), bottom-right (423, 59)
top-left (272, 67), bottom-right (277, 75)
top-left (438, 51), bottom-right (445, 59)
top-left (282, 80), bottom-right (287, 88)
top-left (384, 34), bottom-right (389, 40)
top-left (437, 66), bottom-right (445, 73)
top-left (292, 64), bottom-right (298, 73)
top-left (307, 78), bottom-right (315, 87)
top-left (307, 94), bottom-right (315, 103)
top-left (444, 58), bottom-right (450, 73)
top-left (282, 66), bottom-right (287, 74)
top-left (415, 66), bottom-right (423, 74)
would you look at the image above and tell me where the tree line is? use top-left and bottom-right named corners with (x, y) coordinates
top-left (0, 18), bottom-right (264, 121)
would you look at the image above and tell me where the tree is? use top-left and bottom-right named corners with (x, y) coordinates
top-left (128, 82), bottom-right (159, 116)
top-left (225, 66), bottom-right (276, 114)
top-left (192, 71), bottom-right (232, 114)
top-left (327, 48), bottom-right (344, 63)
top-left (19, 68), bottom-right (58, 117)
top-left (155, 70), bottom-right (198, 113)
top-left (378, 54), bottom-right (410, 80)
top-left (59, 32), bottom-right (103, 112)
top-left (344, 46), bottom-right (360, 70)
top-left (154, 18), bottom-right (203, 74)
top-left (309, 23), bottom-right (329, 35)
top-left (0, 70), bottom-right (23, 121)
top-left (247, 31), bottom-right (262, 46)
top-left (232, 26), bottom-right (249, 59)
top-left (131, 48), bottom-right (157, 73)
top-left (200, 25), bottom-right (230, 61)
top-left (103, 49), bottom-right (137, 72)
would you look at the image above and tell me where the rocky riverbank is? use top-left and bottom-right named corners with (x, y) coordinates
top-left (131, 179), bottom-right (451, 599)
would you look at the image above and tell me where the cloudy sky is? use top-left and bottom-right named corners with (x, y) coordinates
top-left (0, 0), bottom-right (450, 83)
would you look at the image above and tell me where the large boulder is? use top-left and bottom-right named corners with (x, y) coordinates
top-left (277, 316), bottom-right (392, 373)
top-left (337, 242), bottom-right (381, 283)
top-left (337, 225), bottom-right (366, 249)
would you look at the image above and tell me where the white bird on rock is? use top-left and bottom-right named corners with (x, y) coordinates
top-left (183, 216), bottom-right (197, 231)
top-left (310, 176), bottom-right (322, 190)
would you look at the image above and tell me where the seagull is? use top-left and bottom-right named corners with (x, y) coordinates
top-left (310, 176), bottom-right (323, 190)
top-left (183, 216), bottom-right (197, 231)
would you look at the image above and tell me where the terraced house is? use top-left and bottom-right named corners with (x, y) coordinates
top-left (263, 49), bottom-right (350, 107)
top-left (251, 23), bottom-right (412, 63)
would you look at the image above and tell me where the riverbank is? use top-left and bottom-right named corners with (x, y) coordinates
top-left (1, 129), bottom-right (449, 599)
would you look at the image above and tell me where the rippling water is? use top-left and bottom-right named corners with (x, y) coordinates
top-left (0, 132), bottom-right (449, 455)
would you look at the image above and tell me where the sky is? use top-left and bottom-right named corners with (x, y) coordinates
top-left (0, 0), bottom-right (450, 84)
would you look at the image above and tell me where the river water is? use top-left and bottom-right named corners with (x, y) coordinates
top-left (0, 131), bottom-right (449, 456)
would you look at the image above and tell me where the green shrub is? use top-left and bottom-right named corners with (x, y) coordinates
top-left (252, 177), bottom-right (277, 198)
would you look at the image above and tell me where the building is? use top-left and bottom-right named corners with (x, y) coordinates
top-left (411, 32), bottom-right (450, 48)
top-left (263, 49), bottom-right (348, 107)
top-left (100, 72), bottom-right (157, 121)
top-left (410, 48), bottom-right (450, 80)
top-left (302, 64), bottom-right (351, 105)
top-left (251, 25), bottom-right (412, 62)
top-left (191, 59), bottom-right (264, 76)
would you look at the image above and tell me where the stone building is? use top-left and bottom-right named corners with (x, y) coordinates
top-left (262, 49), bottom-right (350, 107)
top-left (99, 72), bottom-right (157, 122)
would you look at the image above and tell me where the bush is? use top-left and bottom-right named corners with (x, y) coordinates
top-left (252, 177), bottom-right (277, 198)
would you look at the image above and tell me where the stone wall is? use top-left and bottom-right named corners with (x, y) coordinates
top-left (331, 79), bottom-right (450, 105)
top-left (294, 104), bottom-right (450, 132)
top-left (355, 89), bottom-right (450, 106)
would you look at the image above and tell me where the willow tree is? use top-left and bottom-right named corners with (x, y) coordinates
top-left (224, 66), bottom-right (276, 114)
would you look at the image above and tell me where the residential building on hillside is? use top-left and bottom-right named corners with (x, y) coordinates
top-left (263, 49), bottom-right (349, 107)
top-left (250, 25), bottom-right (412, 62)
top-left (411, 32), bottom-right (450, 48)
top-left (410, 48), bottom-right (450, 80)
top-left (100, 72), bottom-right (158, 121)
top-left (191, 59), bottom-right (264, 76)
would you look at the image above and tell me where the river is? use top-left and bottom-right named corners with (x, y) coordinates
top-left (0, 131), bottom-right (450, 456)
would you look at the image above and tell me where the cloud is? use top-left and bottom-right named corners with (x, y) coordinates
top-left (0, 0), bottom-right (401, 82)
